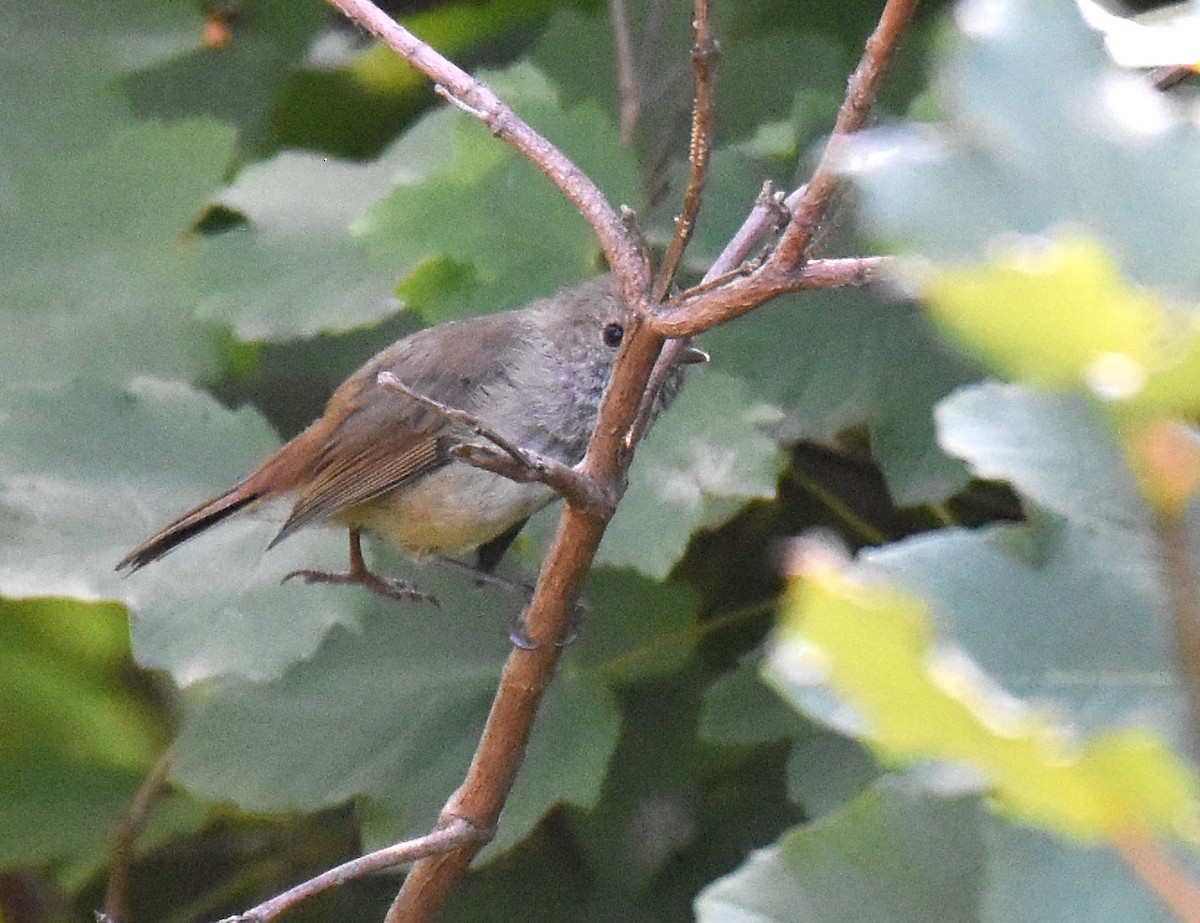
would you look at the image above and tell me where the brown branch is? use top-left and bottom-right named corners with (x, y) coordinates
top-left (103, 748), bottom-right (174, 923)
top-left (608, 0), bottom-right (640, 142)
top-left (317, 3), bottom-right (918, 921)
top-left (653, 256), bottom-right (891, 338)
top-left (651, 0), bottom-right (719, 302)
top-left (1154, 508), bottom-right (1200, 760)
top-left (772, 0), bottom-right (919, 269)
top-left (646, 0), bottom-right (916, 339)
top-left (324, 0), bottom-right (650, 300)
top-left (1115, 831), bottom-right (1200, 923)
top-left (217, 819), bottom-right (479, 923)
top-left (707, 181), bottom-right (789, 279)
top-left (375, 372), bottom-right (611, 516)
top-left (385, 323), bottom-right (666, 923)
top-left (629, 0), bottom-right (718, 446)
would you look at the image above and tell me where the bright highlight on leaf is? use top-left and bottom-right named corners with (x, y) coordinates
top-left (767, 545), bottom-right (1200, 843)
top-left (920, 234), bottom-right (1200, 413)
top-left (1076, 0), bottom-right (1200, 69)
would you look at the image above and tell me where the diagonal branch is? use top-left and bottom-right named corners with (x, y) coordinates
top-left (651, 0), bottom-right (719, 302)
top-left (772, 0), bottom-right (920, 268)
top-left (324, 0), bottom-right (651, 302)
top-left (648, 0), bottom-right (919, 339)
top-left (376, 371), bottom-right (614, 517)
top-left (216, 819), bottom-right (479, 923)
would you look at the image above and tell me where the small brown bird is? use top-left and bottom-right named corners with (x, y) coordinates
top-left (117, 276), bottom-right (705, 598)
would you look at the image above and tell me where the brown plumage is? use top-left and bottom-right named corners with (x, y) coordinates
top-left (117, 276), bottom-right (705, 587)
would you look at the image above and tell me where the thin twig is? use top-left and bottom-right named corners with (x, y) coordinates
top-left (1114, 831), bottom-right (1200, 923)
top-left (648, 0), bottom-right (919, 338)
top-left (324, 0), bottom-right (650, 302)
top-left (707, 181), bottom-right (790, 279)
top-left (104, 747), bottom-right (175, 923)
top-left (375, 372), bottom-right (608, 514)
top-left (216, 819), bottom-right (479, 923)
top-left (772, 0), bottom-right (919, 268)
top-left (653, 255), bottom-right (892, 338)
top-left (651, 0), bottom-right (718, 302)
top-left (628, 0), bottom-right (719, 447)
top-left (608, 0), bottom-right (640, 142)
top-left (1154, 509), bottom-right (1200, 761)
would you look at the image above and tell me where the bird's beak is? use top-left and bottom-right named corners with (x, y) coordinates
top-left (678, 345), bottom-right (710, 365)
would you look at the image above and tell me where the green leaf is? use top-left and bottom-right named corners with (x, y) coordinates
top-left (1, 118), bottom-right (235, 387)
top-left (571, 568), bottom-right (698, 685)
top-left (174, 568), bottom-right (622, 856)
top-left (196, 148), bottom-right (410, 340)
top-left (695, 779), bottom-right (985, 923)
top-left (700, 656), bottom-right (878, 820)
top-left (600, 371), bottom-right (784, 579)
top-left (935, 382), bottom-right (1147, 534)
top-left (0, 378), bottom-right (359, 684)
top-left (0, 596), bottom-right (206, 885)
top-left (770, 542), bottom-right (1200, 841)
top-left (355, 62), bottom-right (639, 324)
top-left (121, 0), bottom-right (327, 155)
top-left (703, 288), bottom-right (979, 504)
top-left (981, 822), bottom-right (1183, 923)
top-left (0, 597), bottom-right (162, 768)
top-left (0, 758), bottom-right (205, 888)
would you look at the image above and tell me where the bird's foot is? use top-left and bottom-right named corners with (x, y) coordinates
top-left (282, 568), bottom-right (439, 606)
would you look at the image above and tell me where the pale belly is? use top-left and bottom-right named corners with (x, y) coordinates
top-left (334, 464), bottom-right (557, 557)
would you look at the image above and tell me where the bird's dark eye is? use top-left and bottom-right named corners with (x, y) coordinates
top-left (602, 323), bottom-right (624, 348)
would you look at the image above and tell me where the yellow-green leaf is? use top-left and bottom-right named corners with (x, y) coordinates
top-left (921, 235), bottom-right (1200, 414)
top-left (768, 550), bottom-right (1200, 843)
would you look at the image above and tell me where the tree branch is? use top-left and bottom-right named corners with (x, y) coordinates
top-left (1114, 831), bottom-right (1200, 923)
top-left (217, 819), bottom-right (479, 923)
top-left (648, 0), bottom-right (918, 338)
top-left (324, 0), bottom-right (651, 301)
top-left (103, 748), bottom-right (174, 923)
top-left (772, 0), bottom-right (919, 268)
top-left (651, 0), bottom-right (718, 301)
top-left (311, 3), bottom-right (917, 922)
top-left (608, 0), bottom-right (640, 142)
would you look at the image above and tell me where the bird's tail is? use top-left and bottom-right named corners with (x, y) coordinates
top-left (115, 483), bottom-right (263, 572)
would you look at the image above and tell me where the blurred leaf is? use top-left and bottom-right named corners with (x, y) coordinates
top-left (600, 371), bottom-right (784, 579)
top-left (770, 543), bottom-right (1199, 841)
top-left (0, 597), bottom-right (162, 768)
top-left (695, 779), bottom-right (985, 923)
top-left (571, 568), bottom-right (698, 685)
top-left (921, 234), bottom-right (1200, 414)
top-left (845, 0), bottom-right (1200, 296)
top-left (936, 381), bottom-right (1148, 534)
top-left (0, 758), bottom-right (206, 888)
top-left (981, 821), bottom-right (1184, 923)
top-left (0, 596), bottom-right (207, 885)
top-left (0, 378), bottom-right (359, 684)
top-left (356, 63), bottom-right (639, 323)
top-left (121, 0), bottom-right (327, 155)
top-left (864, 515), bottom-right (1175, 740)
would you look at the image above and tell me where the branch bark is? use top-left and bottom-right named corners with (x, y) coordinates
top-left (300, 3), bottom-right (919, 922)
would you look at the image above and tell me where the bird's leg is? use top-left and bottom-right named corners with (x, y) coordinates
top-left (283, 529), bottom-right (438, 606)
top-left (433, 528), bottom-right (588, 648)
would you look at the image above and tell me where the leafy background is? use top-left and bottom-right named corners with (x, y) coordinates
top-left (4, 0), bottom-right (1199, 921)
